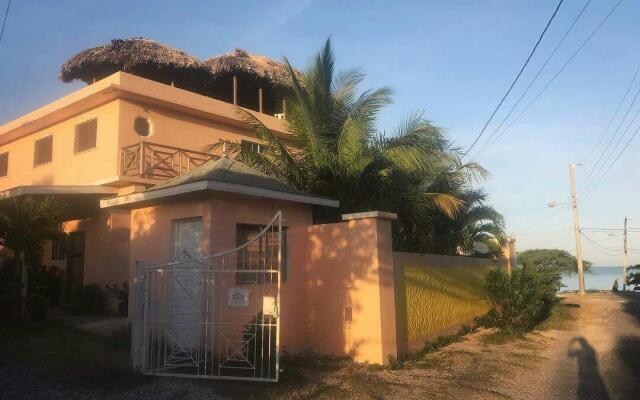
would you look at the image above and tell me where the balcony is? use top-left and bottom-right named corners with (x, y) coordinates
top-left (120, 141), bottom-right (218, 181)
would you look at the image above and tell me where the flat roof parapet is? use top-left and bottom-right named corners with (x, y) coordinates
top-left (342, 211), bottom-right (398, 221)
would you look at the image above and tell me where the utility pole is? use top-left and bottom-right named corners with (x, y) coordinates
top-left (569, 163), bottom-right (586, 295)
top-left (623, 217), bottom-right (628, 291)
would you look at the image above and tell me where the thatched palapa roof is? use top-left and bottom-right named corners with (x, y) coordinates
top-left (60, 37), bottom-right (212, 93)
top-left (204, 48), bottom-right (298, 89)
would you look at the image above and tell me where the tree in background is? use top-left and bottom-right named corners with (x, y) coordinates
top-left (0, 196), bottom-right (68, 317)
top-left (208, 39), bottom-right (505, 255)
top-left (518, 249), bottom-right (593, 274)
top-left (517, 249), bottom-right (593, 296)
top-left (626, 264), bottom-right (640, 288)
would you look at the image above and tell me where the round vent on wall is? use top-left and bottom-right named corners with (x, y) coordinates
top-left (134, 116), bottom-right (153, 137)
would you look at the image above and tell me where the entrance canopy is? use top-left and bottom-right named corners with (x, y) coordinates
top-left (1, 185), bottom-right (118, 219)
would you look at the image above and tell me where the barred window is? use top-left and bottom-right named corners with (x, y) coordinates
top-left (34, 136), bottom-right (53, 166)
top-left (236, 224), bottom-right (287, 284)
top-left (51, 238), bottom-right (65, 261)
top-left (74, 118), bottom-right (97, 153)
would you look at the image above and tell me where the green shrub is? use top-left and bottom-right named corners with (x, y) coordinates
top-left (25, 285), bottom-right (50, 321)
top-left (243, 312), bottom-right (277, 377)
top-left (29, 265), bottom-right (64, 307)
top-left (105, 282), bottom-right (128, 317)
top-left (482, 268), bottom-right (553, 332)
top-left (1, 263), bottom-right (63, 319)
top-left (65, 284), bottom-right (108, 314)
top-left (0, 262), bottom-right (17, 318)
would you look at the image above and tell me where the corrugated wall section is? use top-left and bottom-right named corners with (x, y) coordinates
top-left (393, 252), bottom-right (506, 352)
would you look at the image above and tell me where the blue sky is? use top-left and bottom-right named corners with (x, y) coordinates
top-left (0, 0), bottom-right (638, 265)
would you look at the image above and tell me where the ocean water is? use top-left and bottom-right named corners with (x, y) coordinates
top-left (561, 266), bottom-right (624, 292)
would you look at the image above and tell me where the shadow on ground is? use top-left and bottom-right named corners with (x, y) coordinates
top-left (607, 293), bottom-right (640, 400)
top-left (568, 336), bottom-right (610, 400)
top-left (615, 292), bottom-right (640, 325)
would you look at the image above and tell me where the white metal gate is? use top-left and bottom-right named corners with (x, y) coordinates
top-left (132, 211), bottom-right (282, 382)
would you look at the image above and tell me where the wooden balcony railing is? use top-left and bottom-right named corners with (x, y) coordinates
top-left (120, 141), bottom-right (218, 180)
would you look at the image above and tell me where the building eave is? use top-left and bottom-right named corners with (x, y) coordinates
top-left (100, 180), bottom-right (339, 209)
top-left (0, 71), bottom-right (290, 147)
top-left (1, 185), bottom-right (119, 199)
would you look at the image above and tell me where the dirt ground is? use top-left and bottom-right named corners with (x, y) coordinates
top-left (511, 292), bottom-right (640, 400)
top-left (1, 293), bottom-right (639, 399)
top-left (278, 292), bottom-right (640, 399)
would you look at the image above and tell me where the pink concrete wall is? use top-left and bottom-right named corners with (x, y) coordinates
top-left (0, 71), bottom-right (292, 193)
top-left (0, 101), bottom-right (120, 192)
top-left (303, 213), bottom-right (398, 364)
top-left (128, 192), bottom-right (313, 352)
top-left (41, 209), bottom-right (131, 288)
top-left (127, 197), bottom-right (399, 364)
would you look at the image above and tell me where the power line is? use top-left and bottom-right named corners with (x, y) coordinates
top-left (472, 0), bottom-right (591, 160)
top-left (582, 227), bottom-right (640, 232)
top-left (580, 78), bottom-right (640, 191)
top-left (504, 203), bottom-right (566, 216)
top-left (462, 0), bottom-right (565, 158)
top-left (515, 205), bottom-right (568, 235)
top-left (583, 105), bottom-right (640, 194)
top-left (598, 99), bottom-right (640, 172)
top-left (582, 122), bottom-right (640, 201)
top-left (516, 227), bottom-right (572, 236)
top-left (582, 63), bottom-right (640, 165)
top-left (0, 0), bottom-right (11, 44)
top-left (474, 0), bottom-right (625, 158)
top-left (581, 232), bottom-right (624, 256)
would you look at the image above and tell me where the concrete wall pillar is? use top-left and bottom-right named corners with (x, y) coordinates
top-left (340, 211), bottom-right (398, 364)
top-left (503, 237), bottom-right (517, 273)
top-left (304, 211), bottom-right (398, 364)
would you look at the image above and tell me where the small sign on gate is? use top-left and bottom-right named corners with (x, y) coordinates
top-left (228, 287), bottom-right (250, 307)
top-left (263, 296), bottom-right (277, 316)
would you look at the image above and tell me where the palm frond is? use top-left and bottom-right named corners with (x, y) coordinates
top-left (423, 192), bottom-right (465, 219)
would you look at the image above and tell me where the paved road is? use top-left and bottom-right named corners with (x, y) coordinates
top-left (524, 292), bottom-right (640, 400)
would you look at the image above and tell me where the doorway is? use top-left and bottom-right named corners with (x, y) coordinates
top-left (65, 231), bottom-right (85, 300)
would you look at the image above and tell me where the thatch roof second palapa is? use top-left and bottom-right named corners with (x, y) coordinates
top-left (204, 48), bottom-right (298, 89)
top-left (60, 37), bottom-right (212, 91)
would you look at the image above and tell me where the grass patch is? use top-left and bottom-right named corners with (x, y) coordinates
top-left (392, 326), bottom-right (474, 369)
top-left (480, 330), bottom-right (524, 345)
top-left (539, 300), bottom-right (579, 331)
top-left (480, 297), bottom-right (579, 345)
top-left (0, 319), bottom-right (144, 390)
top-left (0, 321), bottom-right (369, 399)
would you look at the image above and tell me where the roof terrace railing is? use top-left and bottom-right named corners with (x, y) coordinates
top-left (120, 141), bottom-right (218, 180)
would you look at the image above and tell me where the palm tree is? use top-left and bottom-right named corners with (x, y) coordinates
top-left (0, 196), bottom-right (68, 316)
top-left (429, 189), bottom-right (506, 258)
top-left (206, 39), bottom-right (502, 252)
